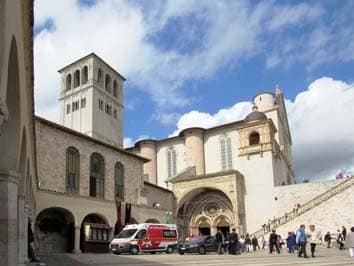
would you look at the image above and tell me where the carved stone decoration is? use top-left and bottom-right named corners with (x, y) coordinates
top-left (204, 202), bottom-right (220, 218)
top-left (0, 98), bottom-right (9, 134)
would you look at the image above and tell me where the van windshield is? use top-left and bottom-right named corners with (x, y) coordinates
top-left (117, 229), bottom-right (137, 238)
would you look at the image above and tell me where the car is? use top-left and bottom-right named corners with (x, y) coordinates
top-left (177, 235), bottom-right (219, 255)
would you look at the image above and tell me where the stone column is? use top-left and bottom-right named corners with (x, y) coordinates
top-left (0, 170), bottom-right (19, 266)
top-left (181, 128), bottom-right (205, 176)
top-left (17, 195), bottom-right (26, 266)
top-left (136, 140), bottom-right (157, 184)
top-left (73, 226), bottom-right (81, 254)
top-left (210, 226), bottom-right (217, 236)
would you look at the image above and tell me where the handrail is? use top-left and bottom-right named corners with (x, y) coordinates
top-left (252, 177), bottom-right (353, 238)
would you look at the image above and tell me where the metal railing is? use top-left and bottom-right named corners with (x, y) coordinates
top-left (252, 177), bottom-right (354, 238)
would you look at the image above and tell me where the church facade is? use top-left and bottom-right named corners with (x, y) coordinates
top-left (129, 89), bottom-right (295, 236)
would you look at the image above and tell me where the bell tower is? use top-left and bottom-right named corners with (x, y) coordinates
top-left (59, 53), bottom-right (125, 147)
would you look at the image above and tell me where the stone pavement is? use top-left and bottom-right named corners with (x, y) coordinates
top-left (32, 246), bottom-right (353, 266)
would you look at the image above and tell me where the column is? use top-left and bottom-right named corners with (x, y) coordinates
top-left (17, 195), bottom-right (26, 266)
top-left (0, 170), bottom-right (19, 266)
top-left (73, 226), bottom-right (81, 254)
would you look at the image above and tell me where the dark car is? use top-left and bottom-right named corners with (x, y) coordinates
top-left (178, 236), bottom-right (218, 255)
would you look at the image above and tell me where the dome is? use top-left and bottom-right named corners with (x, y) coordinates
top-left (244, 106), bottom-right (267, 123)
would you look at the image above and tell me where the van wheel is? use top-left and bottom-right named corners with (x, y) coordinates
top-left (130, 246), bottom-right (139, 255)
top-left (166, 246), bottom-right (174, 254)
top-left (199, 246), bottom-right (206, 255)
top-left (150, 251), bottom-right (156, 254)
top-left (113, 252), bottom-right (121, 255)
top-left (179, 252), bottom-right (184, 255)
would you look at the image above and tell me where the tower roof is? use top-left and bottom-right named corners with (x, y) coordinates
top-left (244, 106), bottom-right (267, 123)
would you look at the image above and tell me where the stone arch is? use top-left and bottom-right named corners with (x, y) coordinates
top-left (249, 131), bottom-right (260, 145)
top-left (35, 207), bottom-right (76, 254)
top-left (0, 36), bottom-right (21, 172)
top-left (73, 69), bottom-right (80, 88)
top-left (145, 218), bottom-right (160, 223)
top-left (82, 65), bottom-right (88, 84)
top-left (66, 74), bottom-right (71, 91)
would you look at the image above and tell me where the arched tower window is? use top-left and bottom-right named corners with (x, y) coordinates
top-left (66, 147), bottom-right (79, 194)
top-left (114, 162), bottom-right (124, 200)
top-left (66, 74), bottom-right (72, 91)
top-left (82, 66), bottom-right (88, 84)
top-left (97, 68), bottom-right (103, 85)
top-left (113, 80), bottom-right (118, 97)
top-left (249, 132), bottom-right (260, 145)
top-left (220, 136), bottom-right (233, 170)
top-left (73, 69), bottom-right (80, 88)
top-left (90, 153), bottom-right (105, 198)
top-left (105, 74), bottom-right (111, 93)
top-left (167, 147), bottom-right (177, 178)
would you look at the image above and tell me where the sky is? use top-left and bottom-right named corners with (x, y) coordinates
top-left (33, 0), bottom-right (354, 182)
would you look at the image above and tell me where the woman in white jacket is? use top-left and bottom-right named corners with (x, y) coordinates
top-left (345, 226), bottom-right (354, 258)
top-left (308, 225), bottom-right (321, 258)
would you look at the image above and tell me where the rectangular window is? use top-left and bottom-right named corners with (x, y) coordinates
top-left (81, 98), bottom-right (86, 108)
top-left (72, 101), bottom-right (79, 112)
top-left (163, 230), bottom-right (177, 238)
top-left (99, 99), bottom-right (104, 111)
top-left (66, 104), bottom-right (71, 114)
top-left (113, 109), bottom-right (117, 119)
top-left (220, 139), bottom-right (226, 170)
top-left (226, 137), bottom-right (233, 169)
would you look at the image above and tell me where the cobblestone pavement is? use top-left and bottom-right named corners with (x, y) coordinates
top-left (31, 246), bottom-right (353, 266)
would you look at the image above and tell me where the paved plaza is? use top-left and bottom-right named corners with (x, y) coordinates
top-left (32, 246), bottom-right (353, 266)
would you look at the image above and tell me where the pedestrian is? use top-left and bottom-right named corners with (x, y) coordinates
top-left (342, 226), bottom-right (347, 241)
top-left (215, 229), bottom-right (223, 254)
top-left (286, 232), bottom-right (296, 253)
top-left (324, 232), bottom-right (331, 248)
top-left (251, 235), bottom-right (258, 251)
top-left (337, 229), bottom-right (345, 250)
top-left (308, 224), bottom-right (321, 258)
top-left (345, 226), bottom-right (354, 258)
top-left (269, 230), bottom-right (280, 254)
top-left (245, 234), bottom-right (252, 252)
top-left (239, 235), bottom-right (245, 252)
top-left (260, 236), bottom-right (266, 249)
top-left (228, 228), bottom-right (238, 255)
top-left (296, 224), bottom-right (309, 258)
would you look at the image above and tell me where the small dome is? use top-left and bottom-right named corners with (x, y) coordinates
top-left (244, 106), bottom-right (267, 123)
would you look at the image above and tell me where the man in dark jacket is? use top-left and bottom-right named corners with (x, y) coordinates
top-left (215, 230), bottom-right (224, 254)
top-left (269, 230), bottom-right (280, 254)
top-left (229, 228), bottom-right (238, 254)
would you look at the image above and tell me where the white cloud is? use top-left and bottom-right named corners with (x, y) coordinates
top-left (171, 77), bottom-right (354, 181)
top-left (123, 137), bottom-right (133, 148)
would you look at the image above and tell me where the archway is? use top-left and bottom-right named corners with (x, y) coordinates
top-left (177, 187), bottom-right (234, 238)
top-left (80, 213), bottom-right (110, 253)
top-left (215, 216), bottom-right (231, 238)
top-left (35, 207), bottom-right (75, 254)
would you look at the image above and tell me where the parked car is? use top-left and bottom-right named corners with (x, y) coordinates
top-left (178, 235), bottom-right (218, 255)
top-left (110, 223), bottom-right (178, 255)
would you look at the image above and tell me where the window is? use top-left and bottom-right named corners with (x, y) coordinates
top-left (73, 69), bottom-right (80, 88)
top-left (167, 148), bottom-right (177, 178)
top-left (90, 153), bottom-right (105, 198)
top-left (66, 74), bottom-right (72, 91)
top-left (88, 227), bottom-right (109, 241)
top-left (82, 66), bottom-right (88, 84)
top-left (249, 132), bottom-right (260, 145)
top-left (105, 103), bottom-right (112, 115)
top-left (135, 229), bottom-right (146, 239)
top-left (114, 162), bottom-right (124, 200)
top-left (66, 104), bottom-right (71, 114)
top-left (81, 98), bottom-right (86, 108)
top-left (105, 74), bottom-right (111, 93)
top-left (113, 109), bottom-right (117, 119)
top-left (163, 230), bottom-right (177, 238)
top-left (66, 147), bottom-right (79, 194)
top-left (113, 80), bottom-right (118, 97)
top-left (72, 101), bottom-right (79, 112)
top-left (97, 68), bottom-right (103, 85)
top-left (99, 99), bottom-right (104, 110)
top-left (220, 136), bottom-right (233, 170)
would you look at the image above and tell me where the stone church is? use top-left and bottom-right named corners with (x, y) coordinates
top-left (1, 0), bottom-right (353, 265)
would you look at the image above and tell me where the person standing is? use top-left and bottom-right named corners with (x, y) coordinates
top-left (324, 232), bottom-right (331, 248)
top-left (215, 229), bottom-right (223, 254)
top-left (342, 226), bottom-right (347, 241)
top-left (286, 232), bottom-right (296, 253)
top-left (296, 224), bottom-right (309, 258)
top-left (345, 226), bottom-right (354, 258)
top-left (245, 234), bottom-right (252, 252)
top-left (269, 230), bottom-right (280, 254)
top-left (228, 228), bottom-right (238, 255)
top-left (251, 235), bottom-right (258, 251)
top-left (308, 224), bottom-right (321, 258)
top-left (337, 229), bottom-right (345, 250)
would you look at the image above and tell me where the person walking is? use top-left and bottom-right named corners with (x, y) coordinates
top-left (215, 229), bottom-right (224, 254)
top-left (228, 228), bottom-right (238, 255)
top-left (269, 230), bottom-right (280, 254)
top-left (345, 226), bottom-right (354, 258)
top-left (342, 226), bottom-right (347, 241)
top-left (245, 234), bottom-right (252, 252)
top-left (296, 224), bottom-right (309, 258)
top-left (324, 232), bottom-right (331, 248)
top-left (286, 232), bottom-right (296, 253)
top-left (251, 235), bottom-right (258, 251)
top-left (308, 224), bottom-right (321, 257)
top-left (337, 229), bottom-right (345, 250)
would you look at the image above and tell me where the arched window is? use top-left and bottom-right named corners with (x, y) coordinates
top-left (66, 74), bottom-right (72, 91)
top-left (113, 80), bottom-right (118, 97)
top-left (73, 69), bottom-right (80, 88)
top-left (90, 153), bottom-right (105, 198)
top-left (105, 74), bottom-right (111, 92)
top-left (66, 147), bottom-right (79, 194)
top-left (97, 68), bottom-right (103, 85)
top-left (114, 162), bottom-right (124, 200)
top-left (249, 132), bottom-right (260, 145)
top-left (82, 66), bottom-right (88, 84)
top-left (167, 148), bottom-right (177, 178)
top-left (220, 136), bottom-right (233, 170)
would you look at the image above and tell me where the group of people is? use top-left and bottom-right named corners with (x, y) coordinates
top-left (269, 224), bottom-right (354, 259)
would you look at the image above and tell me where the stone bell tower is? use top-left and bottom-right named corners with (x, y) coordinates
top-left (58, 53), bottom-right (125, 147)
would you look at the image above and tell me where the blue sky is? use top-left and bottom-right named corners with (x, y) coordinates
top-left (33, 0), bottom-right (354, 181)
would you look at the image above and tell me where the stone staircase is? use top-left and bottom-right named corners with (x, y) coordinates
top-left (251, 177), bottom-right (354, 238)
